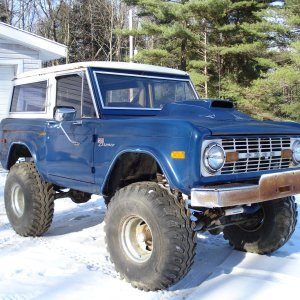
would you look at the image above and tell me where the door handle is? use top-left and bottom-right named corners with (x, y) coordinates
top-left (46, 120), bottom-right (56, 126)
top-left (72, 121), bottom-right (83, 126)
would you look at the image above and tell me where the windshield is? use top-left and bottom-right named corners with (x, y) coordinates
top-left (94, 72), bottom-right (198, 109)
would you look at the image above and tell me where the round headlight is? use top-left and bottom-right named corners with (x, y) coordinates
top-left (292, 140), bottom-right (300, 164)
top-left (204, 143), bottom-right (226, 173)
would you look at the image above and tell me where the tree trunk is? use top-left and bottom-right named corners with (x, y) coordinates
top-left (204, 29), bottom-right (208, 98)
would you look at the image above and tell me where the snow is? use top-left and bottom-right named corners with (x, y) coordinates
top-left (0, 170), bottom-right (300, 299)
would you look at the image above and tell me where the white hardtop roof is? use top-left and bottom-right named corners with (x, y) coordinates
top-left (15, 61), bottom-right (188, 80)
top-left (0, 21), bottom-right (67, 60)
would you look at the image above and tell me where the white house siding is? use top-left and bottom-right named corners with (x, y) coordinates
top-left (0, 65), bottom-right (15, 119)
top-left (24, 60), bottom-right (42, 72)
top-left (0, 42), bottom-right (41, 119)
top-left (0, 22), bottom-right (66, 120)
top-left (0, 42), bottom-right (39, 59)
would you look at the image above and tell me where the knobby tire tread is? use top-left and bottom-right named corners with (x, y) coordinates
top-left (104, 182), bottom-right (196, 291)
top-left (6, 162), bottom-right (54, 236)
top-left (223, 196), bottom-right (297, 254)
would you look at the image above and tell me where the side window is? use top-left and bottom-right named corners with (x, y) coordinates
top-left (56, 73), bottom-right (96, 119)
top-left (10, 81), bottom-right (47, 112)
top-left (56, 74), bottom-right (82, 118)
top-left (82, 76), bottom-right (96, 118)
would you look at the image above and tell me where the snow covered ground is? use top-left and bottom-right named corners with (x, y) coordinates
top-left (0, 170), bottom-right (300, 300)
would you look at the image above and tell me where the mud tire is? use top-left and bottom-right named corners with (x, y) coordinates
top-left (104, 182), bottom-right (196, 291)
top-left (4, 162), bottom-right (54, 236)
top-left (223, 197), bottom-right (297, 254)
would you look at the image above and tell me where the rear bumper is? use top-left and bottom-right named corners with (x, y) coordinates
top-left (191, 170), bottom-right (300, 208)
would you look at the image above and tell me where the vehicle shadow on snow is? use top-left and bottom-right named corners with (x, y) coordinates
top-left (170, 201), bottom-right (300, 293)
top-left (45, 197), bottom-right (106, 236)
top-left (168, 233), bottom-right (237, 291)
top-left (170, 221), bottom-right (300, 294)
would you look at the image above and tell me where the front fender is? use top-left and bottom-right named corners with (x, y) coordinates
top-left (98, 140), bottom-right (194, 195)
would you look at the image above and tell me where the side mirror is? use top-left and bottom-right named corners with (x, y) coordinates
top-left (54, 107), bottom-right (76, 122)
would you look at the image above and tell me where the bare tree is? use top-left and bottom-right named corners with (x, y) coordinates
top-left (1, 0), bottom-right (130, 62)
top-left (66, 0), bottom-right (129, 62)
top-left (0, 0), bottom-right (38, 31)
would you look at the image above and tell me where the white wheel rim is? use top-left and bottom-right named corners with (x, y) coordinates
top-left (11, 183), bottom-right (25, 218)
top-left (121, 215), bottom-right (153, 263)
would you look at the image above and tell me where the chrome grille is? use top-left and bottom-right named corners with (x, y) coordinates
top-left (221, 137), bottom-right (291, 174)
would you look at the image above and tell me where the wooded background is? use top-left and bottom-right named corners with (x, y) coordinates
top-left (1, 0), bottom-right (300, 121)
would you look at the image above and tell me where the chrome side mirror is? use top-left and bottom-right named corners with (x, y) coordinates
top-left (54, 107), bottom-right (76, 122)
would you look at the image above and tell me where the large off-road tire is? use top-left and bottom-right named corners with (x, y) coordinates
top-left (223, 196), bottom-right (297, 254)
top-left (4, 162), bottom-right (54, 237)
top-left (104, 182), bottom-right (196, 291)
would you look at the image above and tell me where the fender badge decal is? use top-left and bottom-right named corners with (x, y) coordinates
top-left (97, 137), bottom-right (115, 147)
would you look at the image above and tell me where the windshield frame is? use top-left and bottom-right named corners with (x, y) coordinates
top-left (92, 70), bottom-right (199, 111)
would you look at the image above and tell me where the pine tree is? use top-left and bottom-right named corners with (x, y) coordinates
top-left (123, 1), bottom-right (280, 99)
top-left (124, 0), bottom-right (196, 71)
top-left (245, 0), bottom-right (300, 121)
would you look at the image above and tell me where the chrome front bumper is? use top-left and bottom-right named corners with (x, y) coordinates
top-left (191, 170), bottom-right (300, 208)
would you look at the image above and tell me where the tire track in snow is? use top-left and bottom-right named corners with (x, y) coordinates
top-left (33, 235), bottom-right (118, 278)
top-left (0, 233), bottom-right (118, 279)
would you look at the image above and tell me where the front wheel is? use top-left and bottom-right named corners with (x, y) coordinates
top-left (223, 196), bottom-right (297, 254)
top-left (104, 182), bottom-right (196, 291)
top-left (4, 162), bottom-right (54, 237)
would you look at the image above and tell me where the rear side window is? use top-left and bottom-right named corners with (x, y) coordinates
top-left (10, 81), bottom-right (47, 112)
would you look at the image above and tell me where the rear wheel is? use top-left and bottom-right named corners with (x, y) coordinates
top-left (223, 197), bottom-right (297, 254)
top-left (4, 162), bottom-right (54, 237)
top-left (104, 182), bottom-right (196, 291)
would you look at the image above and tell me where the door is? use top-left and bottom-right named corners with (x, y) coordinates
top-left (46, 72), bottom-right (97, 184)
top-left (0, 65), bottom-right (15, 120)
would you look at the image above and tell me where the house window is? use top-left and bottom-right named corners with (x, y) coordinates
top-left (56, 73), bottom-right (96, 119)
top-left (10, 81), bottom-right (47, 112)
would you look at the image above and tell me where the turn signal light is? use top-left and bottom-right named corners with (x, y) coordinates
top-left (171, 151), bottom-right (186, 159)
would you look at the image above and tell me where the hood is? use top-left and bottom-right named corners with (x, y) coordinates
top-left (159, 100), bottom-right (300, 136)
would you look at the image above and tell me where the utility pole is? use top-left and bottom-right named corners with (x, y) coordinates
top-left (202, 18), bottom-right (208, 98)
top-left (129, 8), bottom-right (133, 62)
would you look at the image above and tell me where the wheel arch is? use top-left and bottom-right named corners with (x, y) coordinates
top-left (102, 149), bottom-right (174, 199)
top-left (6, 142), bottom-right (36, 170)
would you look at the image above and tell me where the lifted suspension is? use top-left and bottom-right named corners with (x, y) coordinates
top-left (191, 204), bottom-right (262, 233)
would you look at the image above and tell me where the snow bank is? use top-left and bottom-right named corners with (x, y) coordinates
top-left (0, 171), bottom-right (299, 299)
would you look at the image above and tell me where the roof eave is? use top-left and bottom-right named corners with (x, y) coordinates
top-left (0, 22), bottom-right (67, 60)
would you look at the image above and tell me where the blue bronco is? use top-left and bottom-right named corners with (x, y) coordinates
top-left (0, 62), bottom-right (299, 290)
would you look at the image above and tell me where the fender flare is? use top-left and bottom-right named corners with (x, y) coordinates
top-left (101, 147), bottom-right (180, 194)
